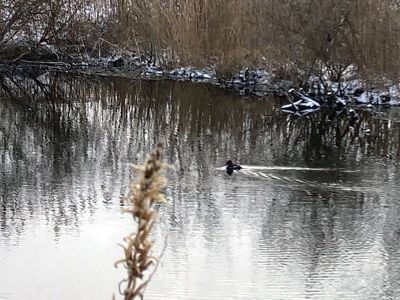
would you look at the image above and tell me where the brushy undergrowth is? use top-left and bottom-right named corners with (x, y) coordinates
top-left (2, 0), bottom-right (400, 82)
top-left (114, 144), bottom-right (167, 300)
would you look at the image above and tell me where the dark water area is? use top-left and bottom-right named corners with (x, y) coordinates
top-left (1, 74), bottom-right (400, 299)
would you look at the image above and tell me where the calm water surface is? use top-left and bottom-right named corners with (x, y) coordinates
top-left (1, 76), bottom-right (400, 299)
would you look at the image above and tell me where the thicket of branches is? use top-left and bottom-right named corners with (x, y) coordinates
top-left (1, 0), bottom-right (400, 81)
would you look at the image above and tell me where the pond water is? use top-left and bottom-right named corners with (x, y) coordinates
top-left (1, 75), bottom-right (400, 299)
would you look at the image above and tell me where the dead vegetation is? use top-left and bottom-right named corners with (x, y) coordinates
top-left (1, 0), bottom-right (400, 82)
top-left (115, 145), bottom-right (168, 300)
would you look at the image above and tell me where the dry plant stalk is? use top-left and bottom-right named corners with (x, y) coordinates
top-left (3, 0), bottom-right (400, 80)
top-left (115, 144), bottom-right (167, 300)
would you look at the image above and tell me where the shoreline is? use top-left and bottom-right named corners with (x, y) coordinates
top-left (1, 58), bottom-right (400, 112)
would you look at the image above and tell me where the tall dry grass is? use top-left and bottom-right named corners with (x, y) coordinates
top-left (2, 0), bottom-right (400, 82)
top-left (115, 144), bottom-right (167, 300)
top-left (111, 0), bottom-right (269, 78)
top-left (110, 0), bottom-right (400, 82)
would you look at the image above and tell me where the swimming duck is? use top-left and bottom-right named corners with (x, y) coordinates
top-left (226, 160), bottom-right (242, 175)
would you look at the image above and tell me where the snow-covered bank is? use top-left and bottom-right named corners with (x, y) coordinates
top-left (2, 53), bottom-right (400, 116)
top-left (142, 62), bottom-right (400, 109)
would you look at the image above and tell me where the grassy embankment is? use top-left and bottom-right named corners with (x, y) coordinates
top-left (1, 0), bottom-right (400, 86)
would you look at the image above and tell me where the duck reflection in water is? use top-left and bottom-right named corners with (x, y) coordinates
top-left (226, 160), bottom-right (242, 175)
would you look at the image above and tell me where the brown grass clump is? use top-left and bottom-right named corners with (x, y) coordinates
top-left (115, 144), bottom-right (167, 300)
top-left (106, 0), bottom-right (400, 82)
top-left (3, 0), bottom-right (400, 82)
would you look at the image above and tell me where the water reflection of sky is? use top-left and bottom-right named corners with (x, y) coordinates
top-left (0, 76), bottom-right (400, 299)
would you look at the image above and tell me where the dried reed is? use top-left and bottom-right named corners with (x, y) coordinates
top-left (3, 0), bottom-right (400, 82)
top-left (109, 0), bottom-right (400, 81)
top-left (115, 144), bottom-right (167, 300)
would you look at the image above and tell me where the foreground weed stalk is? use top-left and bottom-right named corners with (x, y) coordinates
top-left (115, 145), bottom-right (167, 300)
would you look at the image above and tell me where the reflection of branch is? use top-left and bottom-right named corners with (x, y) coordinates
top-left (27, 73), bottom-right (50, 96)
top-left (12, 50), bottom-right (32, 62)
top-left (0, 75), bottom-right (16, 99)
top-left (0, 70), bottom-right (64, 105)
top-left (3, 74), bottom-right (30, 98)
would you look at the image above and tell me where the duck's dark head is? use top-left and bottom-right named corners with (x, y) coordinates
top-left (226, 160), bottom-right (234, 166)
top-left (225, 160), bottom-right (242, 173)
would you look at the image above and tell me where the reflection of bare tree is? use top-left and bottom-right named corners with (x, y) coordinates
top-left (1, 73), bottom-right (400, 240)
top-left (254, 182), bottom-right (400, 298)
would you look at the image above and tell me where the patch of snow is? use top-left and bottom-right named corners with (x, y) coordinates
top-left (354, 93), bottom-right (369, 104)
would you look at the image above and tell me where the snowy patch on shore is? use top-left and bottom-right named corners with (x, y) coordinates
top-left (6, 45), bottom-right (400, 110)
